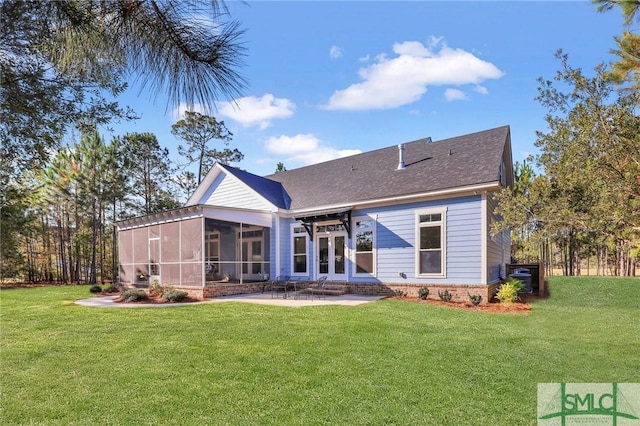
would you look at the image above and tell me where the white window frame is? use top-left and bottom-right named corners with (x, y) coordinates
top-left (290, 224), bottom-right (309, 276)
top-left (352, 216), bottom-right (376, 277)
top-left (415, 207), bottom-right (447, 277)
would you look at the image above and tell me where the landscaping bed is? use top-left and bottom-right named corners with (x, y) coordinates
top-left (389, 295), bottom-right (532, 314)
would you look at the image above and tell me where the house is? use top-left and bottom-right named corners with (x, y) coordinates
top-left (115, 125), bottom-right (513, 302)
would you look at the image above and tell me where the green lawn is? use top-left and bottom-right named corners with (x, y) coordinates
top-left (1, 277), bottom-right (638, 425)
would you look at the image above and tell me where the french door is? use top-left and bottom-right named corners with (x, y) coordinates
top-left (316, 232), bottom-right (347, 281)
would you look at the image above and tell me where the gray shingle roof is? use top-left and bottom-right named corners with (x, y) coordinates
top-left (263, 126), bottom-right (511, 210)
top-left (219, 163), bottom-right (291, 209)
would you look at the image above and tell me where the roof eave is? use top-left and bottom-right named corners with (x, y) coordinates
top-left (279, 181), bottom-right (501, 217)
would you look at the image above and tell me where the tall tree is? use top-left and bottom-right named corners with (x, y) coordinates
top-left (493, 51), bottom-right (640, 275)
top-left (1, 0), bottom-right (246, 179)
top-left (118, 132), bottom-right (180, 216)
top-left (593, 0), bottom-right (640, 88)
top-left (171, 111), bottom-right (243, 184)
top-left (275, 162), bottom-right (287, 173)
top-left (1, 0), bottom-right (247, 282)
top-left (75, 130), bottom-right (111, 284)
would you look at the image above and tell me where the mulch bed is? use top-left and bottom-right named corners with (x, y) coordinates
top-left (111, 293), bottom-right (203, 304)
top-left (388, 296), bottom-right (533, 314)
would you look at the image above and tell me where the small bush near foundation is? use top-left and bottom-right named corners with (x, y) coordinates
top-left (496, 282), bottom-right (519, 305)
top-left (149, 280), bottom-right (164, 297)
top-left (496, 277), bottom-right (523, 305)
top-left (438, 289), bottom-right (453, 302)
top-left (162, 289), bottom-right (188, 302)
top-left (104, 284), bottom-right (120, 293)
top-left (418, 287), bottom-right (430, 300)
top-left (121, 289), bottom-right (148, 302)
top-left (89, 285), bottom-right (102, 294)
top-left (468, 293), bottom-right (483, 306)
top-left (506, 276), bottom-right (524, 292)
top-left (393, 289), bottom-right (407, 297)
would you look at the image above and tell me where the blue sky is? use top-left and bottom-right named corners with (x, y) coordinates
top-left (103, 1), bottom-right (624, 178)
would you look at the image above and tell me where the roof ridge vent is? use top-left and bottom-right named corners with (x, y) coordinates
top-left (397, 144), bottom-right (406, 170)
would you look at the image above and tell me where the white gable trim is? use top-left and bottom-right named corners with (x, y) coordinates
top-left (186, 164), bottom-right (224, 206)
top-left (186, 164), bottom-right (279, 212)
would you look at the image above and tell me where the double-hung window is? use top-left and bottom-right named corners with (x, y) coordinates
top-left (353, 217), bottom-right (376, 275)
top-left (416, 208), bottom-right (446, 276)
top-left (291, 225), bottom-right (308, 275)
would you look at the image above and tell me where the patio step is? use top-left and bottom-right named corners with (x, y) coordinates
top-left (305, 284), bottom-right (349, 296)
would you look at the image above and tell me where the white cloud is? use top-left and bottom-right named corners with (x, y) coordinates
top-left (264, 134), bottom-right (361, 166)
top-left (474, 85), bottom-right (489, 95)
top-left (323, 38), bottom-right (504, 111)
top-left (444, 88), bottom-right (468, 102)
top-left (358, 54), bottom-right (370, 62)
top-left (217, 94), bottom-right (295, 130)
top-left (330, 45), bottom-right (344, 59)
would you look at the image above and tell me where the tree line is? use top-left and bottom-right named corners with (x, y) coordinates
top-left (492, 49), bottom-right (639, 276)
top-left (3, 115), bottom-right (241, 284)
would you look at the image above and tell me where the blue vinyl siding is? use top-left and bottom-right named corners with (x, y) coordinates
top-left (486, 193), bottom-right (510, 282)
top-left (351, 195), bottom-right (483, 285)
top-left (273, 195), bottom-right (485, 285)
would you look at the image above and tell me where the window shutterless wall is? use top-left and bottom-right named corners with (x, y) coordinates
top-left (351, 196), bottom-right (483, 285)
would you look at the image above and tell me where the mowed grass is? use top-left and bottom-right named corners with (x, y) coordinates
top-left (1, 277), bottom-right (638, 425)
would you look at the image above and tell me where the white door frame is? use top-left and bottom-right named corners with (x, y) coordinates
top-left (314, 223), bottom-right (348, 281)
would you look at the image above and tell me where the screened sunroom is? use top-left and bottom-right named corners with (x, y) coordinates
top-left (115, 205), bottom-right (272, 296)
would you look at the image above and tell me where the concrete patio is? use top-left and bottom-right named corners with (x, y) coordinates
top-left (75, 292), bottom-right (386, 308)
top-left (211, 292), bottom-right (386, 307)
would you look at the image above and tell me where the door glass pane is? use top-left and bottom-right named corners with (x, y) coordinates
top-left (334, 236), bottom-right (345, 274)
top-left (319, 237), bottom-right (329, 274)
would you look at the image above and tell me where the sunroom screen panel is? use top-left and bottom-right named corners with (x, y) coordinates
top-left (181, 218), bottom-right (202, 262)
top-left (161, 222), bottom-right (180, 262)
top-left (133, 227), bottom-right (148, 263)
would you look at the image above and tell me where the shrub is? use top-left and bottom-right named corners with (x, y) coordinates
top-left (148, 280), bottom-right (164, 297)
top-left (393, 289), bottom-right (407, 297)
top-left (505, 276), bottom-right (524, 292)
top-left (162, 289), bottom-right (188, 302)
top-left (496, 277), bottom-right (522, 305)
top-left (104, 284), bottom-right (120, 293)
top-left (120, 289), bottom-right (148, 302)
top-left (437, 289), bottom-right (453, 302)
top-left (89, 285), bottom-right (102, 294)
top-left (468, 292), bottom-right (483, 306)
top-left (418, 287), bottom-right (430, 300)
